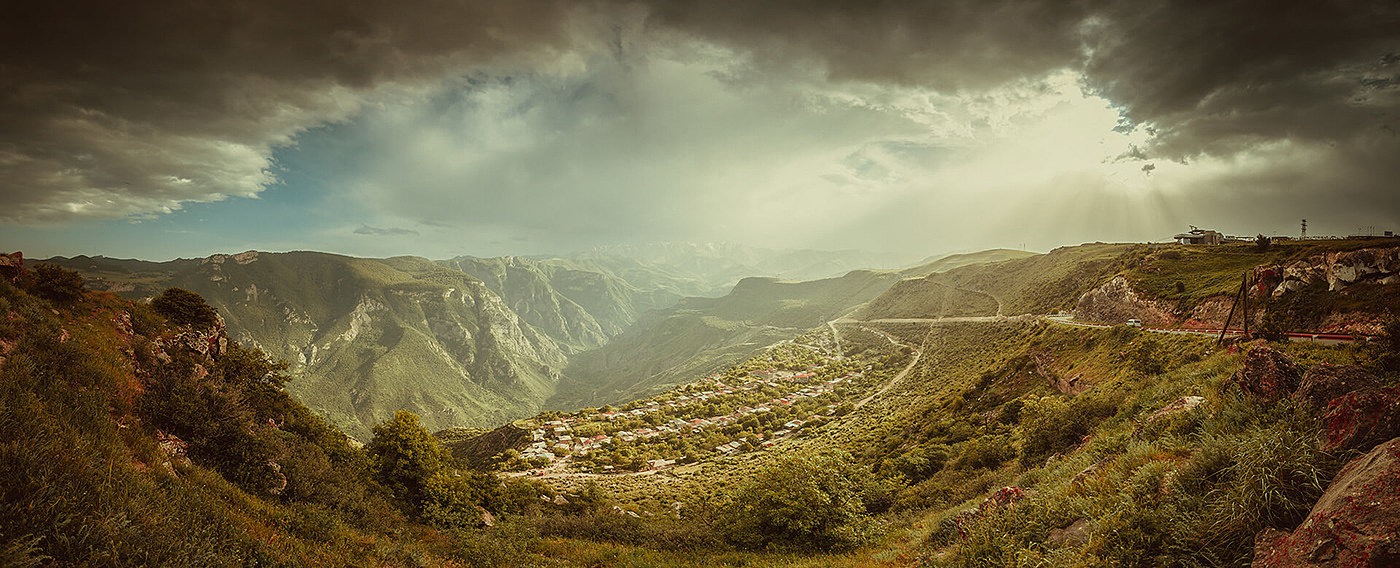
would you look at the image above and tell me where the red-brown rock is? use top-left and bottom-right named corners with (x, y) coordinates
top-left (1231, 344), bottom-right (1302, 402)
top-left (1252, 438), bottom-right (1400, 567)
top-left (1294, 364), bottom-right (1382, 414)
top-left (1319, 387), bottom-right (1400, 454)
top-left (955, 486), bottom-right (1029, 537)
top-left (0, 251), bottom-right (23, 282)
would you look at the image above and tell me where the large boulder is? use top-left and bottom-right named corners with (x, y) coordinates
top-left (1293, 364), bottom-right (1382, 414)
top-left (1319, 387), bottom-right (1400, 454)
top-left (1231, 344), bottom-right (1302, 402)
top-left (1252, 438), bottom-right (1400, 567)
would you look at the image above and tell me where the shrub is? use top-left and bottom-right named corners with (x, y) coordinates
top-left (1127, 339), bottom-right (1166, 375)
top-left (887, 443), bottom-right (950, 483)
top-left (149, 287), bottom-right (220, 328)
top-left (422, 470), bottom-right (501, 528)
top-left (1019, 395), bottom-right (1116, 467)
top-left (716, 451), bottom-right (878, 551)
top-left (24, 264), bottom-right (85, 304)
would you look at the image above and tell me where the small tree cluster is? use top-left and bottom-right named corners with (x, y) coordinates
top-left (367, 411), bottom-right (504, 527)
top-left (150, 287), bottom-right (220, 328)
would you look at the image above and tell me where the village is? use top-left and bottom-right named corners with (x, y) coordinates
top-left (499, 338), bottom-right (879, 477)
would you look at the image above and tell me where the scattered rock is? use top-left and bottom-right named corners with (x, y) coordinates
top-left (1252, 437), bottom-right (1400, 567)
top-left (154, 430), bottom-right (192, 476)
top-left (1294, 364), bottom-right (1382, 414)
top-left (955, 486), bottom-right (1029, 537)
top-left (1319, 387), bottom-right (1400, 454)
top-left (1231, 344), bottom-right (1301, 402)
top-left (476, 505), bottom-right (495, 527)
top-left (1148, 396), bottom-right (1206, 423)
top-left (1048, 518), bottom-right (1092, 548)
top-left (1072, 456), bottom-right (1114, 486)
top-left (266, 460), bottom-right (287, 496)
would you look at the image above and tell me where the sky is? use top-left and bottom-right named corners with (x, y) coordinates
top-left (2, 0), bottom-right (1398, 261)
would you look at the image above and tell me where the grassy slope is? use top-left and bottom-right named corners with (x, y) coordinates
top-left (862, 244), bottom-right (1135, 319)
top-left (538, 318), bottom-right (1376, 567)
top-left (1123, 238), bottom-right (1400, 306)
top-left (0, 280), bottom-right (456, 567)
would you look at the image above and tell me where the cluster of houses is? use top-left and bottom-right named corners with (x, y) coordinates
top-left (514, 367), bottom-right (863, 472)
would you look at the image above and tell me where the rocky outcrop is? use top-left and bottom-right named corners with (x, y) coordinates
top-left (1073, 276), bottom-right (1176, 326)
top-left (0, 251), bottom-right (23, 281)
top-left (1231, 344), bottom-right (1302, 402)
top-left (1269, 246), bottom-right (1400, 296)
top-left (1049, 518), bottom-right (1092, 548)
top-left (1294, 364), bottom-right (1382, 414)
top-left (1319, 387), bottom-right (1400, 454)
top-left (1252, 438), bottom-right (1400, 567)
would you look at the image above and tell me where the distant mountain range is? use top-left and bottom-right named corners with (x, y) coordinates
top-left (40, 243), bottom-right (1014, 438)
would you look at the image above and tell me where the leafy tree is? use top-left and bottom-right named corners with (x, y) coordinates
top-left (367, 411), bottom-right (449, 513)
top-left (150, 287), bottom-right (220, 328)
top-left (717, 451), bottom-right (877, 551)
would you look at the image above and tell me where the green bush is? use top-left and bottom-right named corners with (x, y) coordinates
top-left (1019, 395), bottom-right (1116, 467)
top-left (716, 451), bottom-right (879, 551)
top-left (149, 288), bottom-right (220, 328)
top-left (22, 264), bottom-right (86, 304)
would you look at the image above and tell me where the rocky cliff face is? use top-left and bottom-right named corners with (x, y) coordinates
top-left (1074, 245), bottom-right (1399, 332)
top-left (1266, 246), bottom-right (1400, 295)
top-left (1072, 276), bottom-right (1178, 326)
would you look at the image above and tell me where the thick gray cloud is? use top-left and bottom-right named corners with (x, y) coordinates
top-left (0, 0), bottom-right (586, 222)
top-left (1081, 0), bottom-right (1400, 158)
top-left (2, 0), bottom-right (1397, 249)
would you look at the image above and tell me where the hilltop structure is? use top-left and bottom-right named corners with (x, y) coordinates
top-left (1174, 227), bottom-right (1225, 245)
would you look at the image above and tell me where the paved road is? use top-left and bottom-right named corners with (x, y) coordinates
top-left (1043, 314), bottom-right (1369, 345)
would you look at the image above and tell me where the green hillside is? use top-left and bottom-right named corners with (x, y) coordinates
top-left (10, 243), bottom-right (1400, 568)
top-left (862, 244), bottom-right (1137, 319)
top-left (0, 273), bottom-right (461, 566)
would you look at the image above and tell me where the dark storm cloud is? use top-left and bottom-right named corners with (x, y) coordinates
top-left (643, 0), bottom-right (1095, 90)
top-left (3, 0), bottom-right (1398, 231)
top-left (1081, 0), bottom-right (1400, 158)
top-left (0, 0), bottom-right (586, 222)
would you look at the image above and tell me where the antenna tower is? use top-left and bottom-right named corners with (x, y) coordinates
top-left (1301, 219), bottom-right (1306, 240)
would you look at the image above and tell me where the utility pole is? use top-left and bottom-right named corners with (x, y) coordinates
top-left (1301, 219), bottom-right (1307, 240)
top-left (1218, 271), bottom-right (1252, 346)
